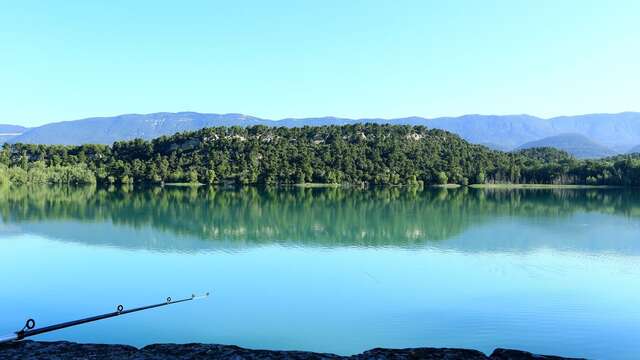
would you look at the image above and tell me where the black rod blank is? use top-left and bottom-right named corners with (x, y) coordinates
top-left (1, 293), bottom-right (209, 343)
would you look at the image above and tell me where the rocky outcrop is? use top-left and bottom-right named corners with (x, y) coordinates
top-left (488, 348), bottom-right (583, 360)
top-left (0, 341), bottom-right (586, 360)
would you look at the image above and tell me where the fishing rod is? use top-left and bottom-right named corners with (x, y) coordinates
top-left (0, 293), bottom-right (210, 344)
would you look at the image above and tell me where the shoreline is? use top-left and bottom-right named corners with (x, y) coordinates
top-left (0, 340), bottom-right (584, 360)
top-left (468, 183), bottom-right (620, 189)
top-left (161, 182), bottom-right (622, 190)
top-left (1, 181), bottom-right (630, 190)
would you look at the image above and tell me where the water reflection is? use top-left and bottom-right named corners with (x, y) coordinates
top-left (1, 185), bottom-right (640, 359)
top-left (1, 185), bottom-right (639, 254)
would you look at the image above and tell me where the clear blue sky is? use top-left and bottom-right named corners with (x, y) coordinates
top-left (1, 0), bottom-right (639, 126)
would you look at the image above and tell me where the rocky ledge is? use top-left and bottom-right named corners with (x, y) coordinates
top-left (0, 341), bottom-right (585, 360)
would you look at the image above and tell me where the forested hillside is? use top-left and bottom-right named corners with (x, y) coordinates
top-left (1, 124), bottom-right (639, 186)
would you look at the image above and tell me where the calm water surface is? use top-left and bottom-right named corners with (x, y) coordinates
top-left (1, 186), bottom-right (639, 359)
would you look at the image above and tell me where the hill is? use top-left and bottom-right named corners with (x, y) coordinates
top-left (516, 133), bottom-right (616, 159)
top-left (0, 125), bottom-right (529, 186)
top-left (628, 145), bottom-right (640, 154)
top-left (4, 112), bottom-right (640, 153)
top-left (3, 124), bottom-right (640, 187)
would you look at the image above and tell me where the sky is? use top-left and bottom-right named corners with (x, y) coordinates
top-left (1, 0), bottom-right (639, 127)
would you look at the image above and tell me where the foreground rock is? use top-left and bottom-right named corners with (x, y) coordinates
top-left (0, 341), bottom-right (585, 360)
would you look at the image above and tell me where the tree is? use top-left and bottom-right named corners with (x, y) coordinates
top-left (436, 172), bottom-right (448, 185)
top-left (206, 169), bottom-right (217, 185)
top-left (188, 169), bottom-right (199, 184)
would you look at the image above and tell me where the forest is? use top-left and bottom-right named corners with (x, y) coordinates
top-left (0, 124), bottom-right (639, 186)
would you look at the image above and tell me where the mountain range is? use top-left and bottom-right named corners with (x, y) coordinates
top-left (3, 112), bottom-right (640, 158)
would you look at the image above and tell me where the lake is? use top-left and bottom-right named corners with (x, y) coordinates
top-left (1, 186), bottom-right (639, 359)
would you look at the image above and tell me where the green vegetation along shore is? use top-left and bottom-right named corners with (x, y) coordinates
top-left (1, 124), bottom-right (640, 187)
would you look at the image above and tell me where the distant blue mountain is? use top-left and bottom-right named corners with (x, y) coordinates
top-left (516, 133), bottom-right (616, 159)
top-left (548, 112), bottom-right (640, 153)
top-left (0, 124), bottom-right (28, 132)
top-left (0, 124), bottom-right (28, 143)
top-left (7, 113), bottom-right (270, 146)
top-left (4, 112), bottom-right (640, 158)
